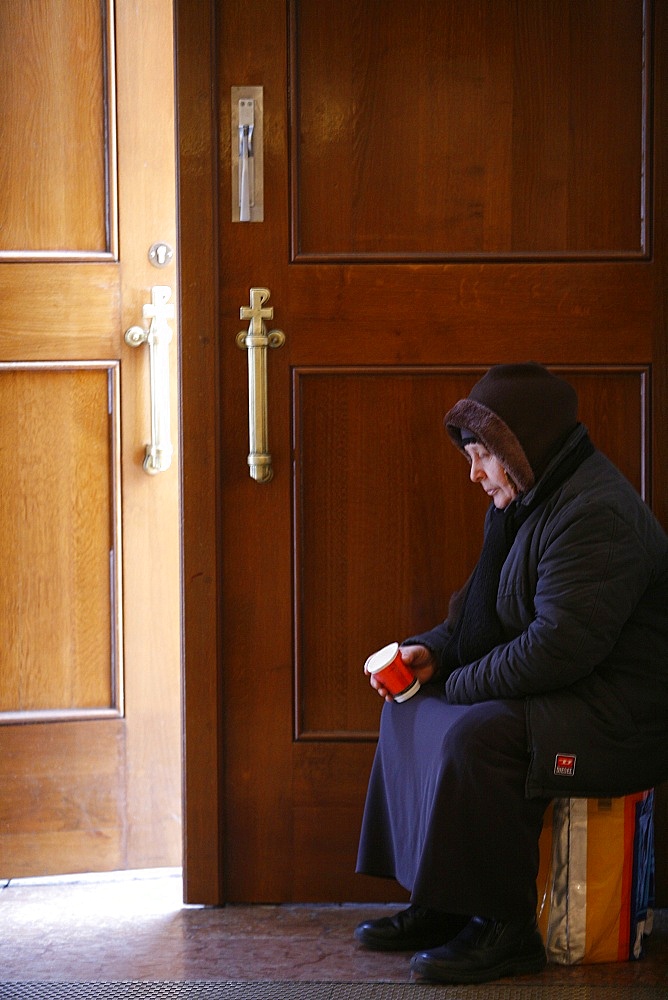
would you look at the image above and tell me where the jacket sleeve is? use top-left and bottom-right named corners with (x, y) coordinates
top-left (401, 618), bottom-right (453, 662)
top-left (444, 502), bottom-right (657, 704)
top-left (401, 573), bottom-right (474, 669)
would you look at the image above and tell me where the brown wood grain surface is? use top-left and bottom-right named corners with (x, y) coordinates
top-left (0, 0), bottom-right (181, 878)
top-left (178, 0), bottom-right (668, 904)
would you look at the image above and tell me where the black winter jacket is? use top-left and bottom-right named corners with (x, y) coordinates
top-left (407, 430), bottom-right (668, 799)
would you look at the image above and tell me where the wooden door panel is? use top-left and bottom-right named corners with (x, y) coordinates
top-left (282, 263), bottom-right (654, 367)
top-left (0, 265), bottom-right (117, 357)
top-left (293, 0), bottom-right (646, 260)
top-left (0, 722), bottom-right (125, 874)
top-left (0, 365), bottom-right (121, 720)
top-left (0, 0), bottom-right (181, 878)
top-left (185, 0), bottom-right (667, 903)
top-left (295, 368), bottom-right (648, 745)
top-left (0, 0), bottom-right (114, 257)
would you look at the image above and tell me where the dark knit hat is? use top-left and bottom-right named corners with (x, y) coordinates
top-left (444, 363), bottom-right (578, 493)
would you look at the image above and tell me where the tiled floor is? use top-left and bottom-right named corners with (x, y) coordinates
top-left (0, 870), bottom-right (666, 988)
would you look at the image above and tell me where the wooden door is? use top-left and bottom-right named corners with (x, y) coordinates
top-left (0, 0), bottom-right (181, 876)
top-left (178, 0), bottom-right (667, 903)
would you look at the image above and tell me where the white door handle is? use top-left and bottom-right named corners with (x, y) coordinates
top-left (125, 285), bottom-right (175, 474)
top-left (238, 98), bottom-right (254, 222)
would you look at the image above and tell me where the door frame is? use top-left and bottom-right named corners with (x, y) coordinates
top-left (175, 0), bottom-right (224, 905)
top-left (174, 0), bottom-right (668, 907)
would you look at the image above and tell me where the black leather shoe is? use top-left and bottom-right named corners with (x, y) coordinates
top-left (410, 915), bottom-right (547, 983)
top-left (354, 905), bottom-right (469, 952)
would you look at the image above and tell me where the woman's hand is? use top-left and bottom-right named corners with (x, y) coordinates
top-left (365, 644), bottom-right (437, 702)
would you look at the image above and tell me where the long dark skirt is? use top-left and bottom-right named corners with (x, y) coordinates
top-left (356, 685), bottom-right (550, 921)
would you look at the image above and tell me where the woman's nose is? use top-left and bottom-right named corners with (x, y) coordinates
top-left (469, 457), bottom-right (484, 482)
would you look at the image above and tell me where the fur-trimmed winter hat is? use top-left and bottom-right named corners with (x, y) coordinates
top-left (444, 363), bottom-right (579, 493)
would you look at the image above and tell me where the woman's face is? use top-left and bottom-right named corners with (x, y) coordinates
top-left (464, 442), bottom-right (518, 509)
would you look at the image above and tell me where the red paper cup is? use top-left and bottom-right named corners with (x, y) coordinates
top-left (364, 642), bottom-right (421, 702)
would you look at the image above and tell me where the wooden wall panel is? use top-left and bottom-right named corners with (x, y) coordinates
top-left (291, 0), bottom-right (647, 261)
top-left (0, 0), bottom-right (115, 258)
top-left (0, 364), bottom-right (122, 722)
top-left (293, 367), bottom-right (647, 740)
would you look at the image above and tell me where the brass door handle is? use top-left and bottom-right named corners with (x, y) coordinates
top-left (125, 285), bottom-right (175, 474)
top-left (236, 287), bottom-right (284, 483)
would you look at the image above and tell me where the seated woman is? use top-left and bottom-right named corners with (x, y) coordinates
top-left (354, 362), bottom-right (668, 985)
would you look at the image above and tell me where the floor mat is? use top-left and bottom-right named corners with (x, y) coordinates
top-left (1, 984), bottom-right (666, 1000)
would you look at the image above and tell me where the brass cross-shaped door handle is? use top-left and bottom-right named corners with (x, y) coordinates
top-left (236, 287), bottom-right (285, 483)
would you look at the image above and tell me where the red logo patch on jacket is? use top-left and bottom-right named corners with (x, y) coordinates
top-left (554, 753), bottom-right (577, 777)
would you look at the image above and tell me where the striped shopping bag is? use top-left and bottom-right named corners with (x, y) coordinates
top-left (537, 790), bottom-right (655, 964)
